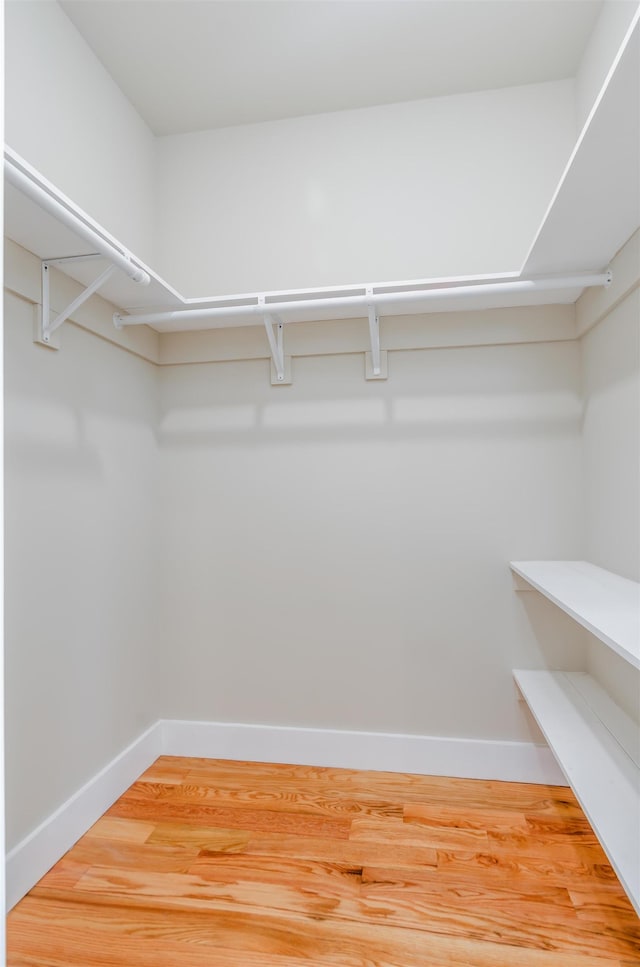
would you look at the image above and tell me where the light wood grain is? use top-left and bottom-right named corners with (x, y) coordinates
top-left (7, 756), bottom-right (640, 965)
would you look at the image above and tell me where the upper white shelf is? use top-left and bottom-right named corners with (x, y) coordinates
top-left (522, 12), bottom-right (639, 277)
top-left (3, 164), bottom-right (586, 331)
top-left (3, 14), bottom-right (638, 333)
top-left (3, 149), bottom-right (184, 314)
top-left (511, 561), bottom-right (640, 670)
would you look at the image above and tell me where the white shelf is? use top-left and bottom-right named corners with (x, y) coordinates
top-left (3, 162), bottom-right (184, 314)
top-left (4, 170), bottom-right (586, 331)
top-left (514, 669), bottom-right (640, 916)
top-left (521, 13), bottom-right (639, 277)
top-left (3, 16), bottom-right (637, 334)
top-left (511, 561), bottom-right (640, 670)
top-left (7, 10), bottom-right (638, 335)
top-left (8, 10), bottom-right (636, 339)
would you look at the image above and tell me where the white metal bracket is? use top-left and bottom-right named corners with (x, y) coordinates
top-left (365, 349), bottom-right (388, 379)
top-left (262, 302), bottom-right (292, 384)
top-left (365, 286), bottom-right (387, 379)
top-left (36, 254), bottom-right (116, 349)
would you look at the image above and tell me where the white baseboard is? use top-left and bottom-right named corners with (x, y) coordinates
top-left (162, 718), bottom-right (565, 785)
top-left (7, 717), bottom-right (564, 911)
top-left (5, 721), bottom-right (162, 911)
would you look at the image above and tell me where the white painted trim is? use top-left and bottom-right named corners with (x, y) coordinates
top-left (6, 717), bottom-right (564, 911)
top-left (5, 721), bottom-right (162, 911)
top-left (161, 718), bottom-right (565, 786)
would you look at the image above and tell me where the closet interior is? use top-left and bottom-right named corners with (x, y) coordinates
top-left (3, 0), bottom-right (639, 932)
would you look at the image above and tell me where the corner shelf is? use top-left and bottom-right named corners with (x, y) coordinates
top-left (510, 560), bottom-right (640, 670)
top-left (512, 557), bottom-right (640, 915)
top-left (521, 12), bottom-right (639, 277)
top-left (514, 669), bottom-right (639, 916)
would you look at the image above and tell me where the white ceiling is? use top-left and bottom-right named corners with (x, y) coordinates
top-left (59, 0), bottom-right (603, 136)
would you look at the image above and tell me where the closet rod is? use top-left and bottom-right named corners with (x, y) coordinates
top-left (4, 153), bottom-right (151, 286)
top-left (114, 272), bottom-right (611, 327)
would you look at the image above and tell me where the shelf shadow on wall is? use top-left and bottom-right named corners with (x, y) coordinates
top-left (5, 402), bottom-right (104, 478)
top-left (157, 399), bottom-right (583, 449)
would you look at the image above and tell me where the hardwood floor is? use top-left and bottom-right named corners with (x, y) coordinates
top-left (7, 757), bottom-right (640, 966)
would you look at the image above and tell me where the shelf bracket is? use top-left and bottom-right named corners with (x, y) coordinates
top-left (365, 287), bottom-right (387, 379)
top-left (37, 255), bottom-right (116, 348)
top-left (262, 304), bottom-right (291, 384)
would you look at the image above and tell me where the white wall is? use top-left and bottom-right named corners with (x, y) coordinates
top-left (575, 0), bottom-right (640, 130)
top-left (155, 80), bottom-right (576, 296)
top-left (4, 251), bottom-right (633, 852)
top-left (3, 244), bottom-right (589, 871)
top-left (4, 1), bottom-right (156, 264)
top-left (580, 249), bottom-right (640, 724)
top-left (581, 291), bottom-right (640, 582)
top-left (4, 279), bottom-right (161, 850)
top-left (158, 335), bottom-right (586, 743)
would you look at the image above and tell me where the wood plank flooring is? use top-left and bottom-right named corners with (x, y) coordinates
top-left (7, 756), bottom-right (640, 966)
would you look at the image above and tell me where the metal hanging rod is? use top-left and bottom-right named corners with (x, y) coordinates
top-left (113, 271), bottom-right (611, 329)
top-left (3, 148), bottom-right (612, 382)
top-left (4, 150), bottom-right (151, 287)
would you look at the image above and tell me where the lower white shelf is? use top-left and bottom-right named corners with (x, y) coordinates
top-left (514, 669), bottom-right (640, 916)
